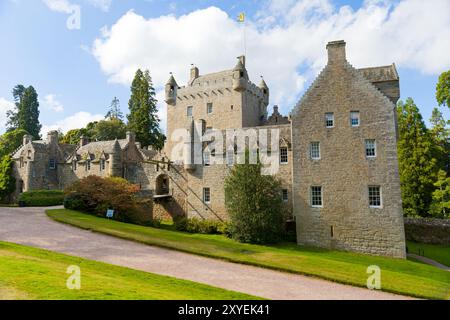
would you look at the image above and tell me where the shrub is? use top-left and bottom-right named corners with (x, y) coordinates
top-left (19, 190), bottom-right (64, 206)
top-left (0, 155), bottom-right (15, 203)
top-left (174, 217), bottom-right (229, 235)
top-left (64, 175), bottom-right (152, 225)
top-left (224, 151), bottom-right (284, 244)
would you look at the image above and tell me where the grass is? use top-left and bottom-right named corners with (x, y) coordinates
top-left (407, 241), bottom-right (450, 267)
top-left (46, 209), bottom-right (450, 300)
top-left (0, 241), bottom-right (259, 300)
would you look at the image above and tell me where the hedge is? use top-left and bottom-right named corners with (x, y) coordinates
top-left (19, 190), bottom-right (64, 207)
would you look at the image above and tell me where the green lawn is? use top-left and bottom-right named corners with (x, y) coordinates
top-left (0, 241), bottom-right (258, 300)
top-left (407, 241), bottom-right (450, 267)
top-left (46, 209), bottom-right (450, 300)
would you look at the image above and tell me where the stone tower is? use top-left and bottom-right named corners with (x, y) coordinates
top-left (164, 56), bottom-right (269, 160)
top-left (291, 40), bottom-right (406, 258)
top-left (109, 139), bottom-right (122, 177)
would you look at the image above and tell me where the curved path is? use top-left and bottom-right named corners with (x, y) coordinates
top-left (0, 206), bottom-right (412, 300)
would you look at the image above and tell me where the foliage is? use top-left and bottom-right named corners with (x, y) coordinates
top-left (105, 96), bottom-right (123, 120)
top-left (436, 70), bottom-right (450, 108)
top-left (127, 69), bottom-right (166, 150)
top-left (6, 85), bottom-right (41, 139)
top-left (397, 99), bottom-right (438, 217)
top-left (64, 176), bottom-right (151, 224)
top-left (0, 129), bottom-right (28, 158)
top-left (91, 118), bottom-right (127, 141)
top-left (47, 209), bottom-right (450, 300)
top-left (429, 108), bottom-right (450, 172)
top-left (429, 170), bottom-right (450, 218)
top-left (224, 152), bottom-right (284, 244)
top-left (174, 217), bottom-right (230, 235)
top-left (0, 156), bottom-right (15, 202)
top-left (18, 190), bottom-right (64, 206)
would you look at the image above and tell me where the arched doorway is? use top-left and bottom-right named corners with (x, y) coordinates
top-left (155, 174), bottom-right (170, 195)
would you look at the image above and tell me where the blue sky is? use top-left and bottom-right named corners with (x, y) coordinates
top-left (0, 0), bottom-right (449, 135)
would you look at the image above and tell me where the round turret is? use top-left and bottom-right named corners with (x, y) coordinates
top-left (165, 74), bottom-right (178, 105)
top-left (232, 56), bottom-right (247, 92)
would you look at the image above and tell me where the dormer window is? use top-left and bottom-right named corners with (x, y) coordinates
top-left (100, 159), bottom-right (106, 171)
top-left (49, 159), bottom-right (56, 170)
top-left (85, 160), bottom-right (91, 171)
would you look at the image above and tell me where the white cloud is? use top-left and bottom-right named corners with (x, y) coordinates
top-left (43, 94), bottom-right (64, 112)
top-left (42, 0), bottom-right (78, 14)
top-left (41, 111), bottom-right (103, 136)
top-left (0, 98), bottom-right (14, 134)
top-left (91, 0), bottom-right (450, 114)
top-left (86, 0), bottom-right (111, 12)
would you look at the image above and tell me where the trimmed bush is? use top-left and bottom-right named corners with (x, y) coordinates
top-left (19, 190), bottom-right (64, 206)
top-left (174, 217), bottom-right (229, 235)
top-left (64, 175), bottom-right (153, 225)
top-left (224, 152), bottom-right (284, 244)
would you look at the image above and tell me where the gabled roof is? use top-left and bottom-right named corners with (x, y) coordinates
top-left (76, 139), bottom-right (129, 155)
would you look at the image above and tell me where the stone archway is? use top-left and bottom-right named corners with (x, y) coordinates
top-left (155, 174), bottom-right (170, 195)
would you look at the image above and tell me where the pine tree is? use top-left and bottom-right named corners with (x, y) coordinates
top-left (105, 97), bottom-right (123, 120)
top-left (430, 170), bottom-right (450, 218)
top-left (6, 85), bottom-right (41, 139)
top-left (127, 69), bottom-right (165, 150)
top-left (397, 98), bottom-right (437, 217)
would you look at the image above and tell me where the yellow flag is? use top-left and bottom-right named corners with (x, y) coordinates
top-left (237, 12), bottom-right (245, 23)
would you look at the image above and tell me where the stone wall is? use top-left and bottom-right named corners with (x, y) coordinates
top-left (404, 218), bottom-right (450, 245)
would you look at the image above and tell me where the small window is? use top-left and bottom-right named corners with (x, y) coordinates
top-left (100, 159), bottom-right (106, 171)
top-left (203, 150), bottom-right (210, 167)
top-left (310, 142), bottom-right (320, 160)
top-left (85, 160), bottom-right (91, 171)
top-left (203, 187), bottom-right (211, 204)
top-left (280, 147), bottom-right (288, 164)
top-left (365, 139), bottom-right (376, 157)
top-left (325, 113), bottom-right (334, 128)
top-left (231, 105), bottom-right (234, 110)
top-left (369, 186), bottom-right (382, 207)
top-left (350, 111), bottom-right (360, 127)
top-left (49, 159), bottom-right (56, 170)
top-left (20, 157), bottom-right (24, 168)
top-left (282, 189), bottom-right (288, 202)
top-left (311, 186), bottom-right (323, 207)
top-left (187, 106), bottom-right (193, 117)
top-left (207, 103), bottom-right (213, 114)
top-left (72, 160), bottom-right (77, 171)
top-left (227, 150), bottom-right (234, 166)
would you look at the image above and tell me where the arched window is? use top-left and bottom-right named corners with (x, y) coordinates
top-left (155, 174), bottom-right (170, 195)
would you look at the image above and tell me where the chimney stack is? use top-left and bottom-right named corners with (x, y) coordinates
top-left (80, 135), bottom-right (89, 147)
top-left (190, 65), bottom-right (199, 81)
top-left (47, 130), bottom-right (59, 145)
top-left (326, 40), bottom-right (346, 64)
top-left (23, 134), bottom-right (33, 146)
top-left (126, 131), bottom-right (136, 144)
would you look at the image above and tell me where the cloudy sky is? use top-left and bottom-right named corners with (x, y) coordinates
top-left (0, 0), bottom-right (449, 136)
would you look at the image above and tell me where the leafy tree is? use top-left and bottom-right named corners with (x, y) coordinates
top-left (0, 129), bottom-right (28, 158)
top-left (429, 170), bottom-right (450, 218)
top-left (127, 69), bottom-right (165, 150)
top-left (0, 156), bottom-right (16, 202)
top-left (397, 98), bottom-right (438, 217)
top-left (105, 97), bottom-right (124, 120)
top-left (60, 128), bottom-right (91, 145)
top-left (224, 152), bottom-right (284, 243)
top-left (6, 85), bottom-right (41, 139)
top-left (92, 118), bottom-right (127, 141)
top-left (436, 70), bottom-right (450, 108)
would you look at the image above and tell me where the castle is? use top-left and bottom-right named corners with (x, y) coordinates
top-left (11, 41), bottom-right (406, 258)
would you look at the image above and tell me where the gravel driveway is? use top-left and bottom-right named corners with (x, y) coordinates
top-left (0, 206), bottom-right (412, 300)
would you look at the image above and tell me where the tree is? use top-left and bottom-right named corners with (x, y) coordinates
top-left (436, 70), bottom-right (450, 108)
top-left (429, 107), bottom-right (450, 172)
top-left (0, 155), bottom-right (16, 203)
top-left (224, 152), bottom-right (284, 243)
top-left (6, 85), bottom-right (41, 139)
top-left (397, 98), bottom-right (438, 217)
top-left (127, 69), bottom-right (165, 150)
top-left (92, 118), bottom-right (127, 141)
top-left (60, 128), bottom-right (91, 145)
top-left (429, 170), bottom-right (450, 218)
top-left (0, 129), bottom-right (29, 158)
top-left (105, 97), bottom-right (124, 120)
